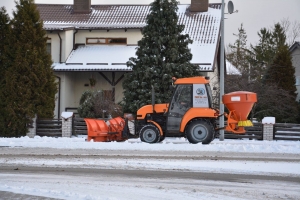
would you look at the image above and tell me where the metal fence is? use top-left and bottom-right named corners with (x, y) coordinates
top-left (36, 119), bottom-right (62, 137)
top-left (274, 123), bottom-right (300, 141)
top-left (73, 118), bottom-right (87, 136)
top-left (36, 118), bottom-right (300, 141)
top-left (223, 122), bottom-right (263, 140)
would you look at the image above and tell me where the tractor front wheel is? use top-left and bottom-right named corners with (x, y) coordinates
top-left (186, 119), bottom-right (214, 144)
top-left (139, 124), bottom-right (161, 144)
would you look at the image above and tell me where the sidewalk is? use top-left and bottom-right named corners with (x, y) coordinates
top-left (0, 191), bottom-right (62, 200)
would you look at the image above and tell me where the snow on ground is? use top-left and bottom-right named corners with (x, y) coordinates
top-left (1, 136), bottom-right (300, 154)
top-left (1, 136), bottom-right (300, 200)
top-left (1, 136), bottom-right (300, 176)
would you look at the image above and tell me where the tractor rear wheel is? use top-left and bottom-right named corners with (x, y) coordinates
top-left (186, 119), bottom-right (214, 144)
top-left (139, 124), bottom-right (161, 143)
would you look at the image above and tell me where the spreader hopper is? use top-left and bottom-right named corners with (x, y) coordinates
top-left (222, 91), bottom-right (257, 134)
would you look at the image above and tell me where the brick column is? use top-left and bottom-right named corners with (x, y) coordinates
top-left (61, 112), bottom-right (74, 138)
top-left (262, 117), bottom-right (275, 141)
top-left (27, 114), bottom-right (37, 138)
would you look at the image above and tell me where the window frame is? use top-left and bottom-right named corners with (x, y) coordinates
top-left (46, 38), bottom-right (51, 55)
top-left (86, 38), bottom-right (127, 45)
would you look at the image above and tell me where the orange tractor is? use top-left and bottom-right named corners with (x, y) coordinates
top-left (85, 76), bottom-right (257, 144)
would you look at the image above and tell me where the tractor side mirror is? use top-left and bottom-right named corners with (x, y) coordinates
top-left (169, 85), bottom-right (175, 91)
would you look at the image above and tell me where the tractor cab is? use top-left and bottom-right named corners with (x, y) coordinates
top-left (166, 77), bottom-right (214, 135)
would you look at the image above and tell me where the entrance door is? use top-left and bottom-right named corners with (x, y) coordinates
top-left (166, 84), bottom-right (192, 134)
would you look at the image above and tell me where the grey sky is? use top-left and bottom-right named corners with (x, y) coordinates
top-left (1, 0), bottom-right (300, 46)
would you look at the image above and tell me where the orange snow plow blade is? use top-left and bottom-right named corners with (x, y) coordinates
top-left (84, 117), bottom-right (126, 142)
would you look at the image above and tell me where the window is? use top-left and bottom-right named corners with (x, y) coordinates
top-left (86, 38), bottom-right (127, 45)
top-left (46, 38), bottom-right (51, 55)
top-left (46, 43), bottom-right (51, 55)
top-left (171, 85), bottom-right (192, 111)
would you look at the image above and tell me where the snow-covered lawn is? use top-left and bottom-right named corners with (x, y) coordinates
top-left (1, 136), bottom-right (300, 153)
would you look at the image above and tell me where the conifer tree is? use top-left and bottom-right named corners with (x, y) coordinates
top-left (251, 23), bottom-right (288, 80)
top-left (0, 7), bottom-right (12, 137)
top-left (226, 24), bottom-right (249, 75)
top-left (122, 0), bottom-right (200, 113)
top-left (266, 45), bottom-right (296, 96)
top-left (4, 0), bottom-right (57, 137)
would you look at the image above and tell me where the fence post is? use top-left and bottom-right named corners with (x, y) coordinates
top-left (61, 112), bottom-right (74, 137)
top-left (262, 117), bottom-right (275, 141)
top-left (27, 114), bottom-right (37, 138)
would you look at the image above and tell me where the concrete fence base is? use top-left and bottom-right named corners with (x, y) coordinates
top-left (61, 112), bottom-right (74, 137)
top-left (262, 117), bottom-right (275, 141)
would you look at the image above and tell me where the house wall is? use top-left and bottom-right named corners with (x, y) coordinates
top-left (291, 47), bottom-right (300, 101)
top-left (53, 72), bottom-right (76, 116)
top-left (46, 32), bottom-right (61, 63)
top-left (64, 30), bottom-right (74, 62)
top-left (75, 29), bottom-right (142, 45)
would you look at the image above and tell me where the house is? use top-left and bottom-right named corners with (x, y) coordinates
top-left (36, 0), bottom-right (223, 118)
top-left (289, 41), bottom-right (300, 101)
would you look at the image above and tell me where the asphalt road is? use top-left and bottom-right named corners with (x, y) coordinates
top-left (0, 147), bottom-right (300, 199)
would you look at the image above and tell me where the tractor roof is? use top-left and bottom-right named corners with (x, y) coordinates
top-left (175, 76), bottom-right (210, 84)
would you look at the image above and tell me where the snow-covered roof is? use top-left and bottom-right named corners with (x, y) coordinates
top-left (53, 43), bottom-right (220, 71)
top-left (289, 41), bottom-right (300, 52)
top-left (226, 60), bottom-right (240, 75)
top-left (39, 4), bottom-right (222, 72)
top-left (37, 4), bottom-right (221, 32)
top-left (53, 45), bottom-right (136, 71)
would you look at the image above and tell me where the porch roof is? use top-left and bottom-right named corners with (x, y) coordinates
top-left (53, 43), bottom-right (216, 72)
top-left (53, 45), bottom-right (136, 71)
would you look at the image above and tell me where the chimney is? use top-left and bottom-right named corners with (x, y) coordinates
top-left (73, 0), bottom-right (91, 14)
top-left (190, 0), bottom-right (209, 12)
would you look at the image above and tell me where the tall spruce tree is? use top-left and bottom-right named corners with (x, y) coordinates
top-left (3, 0), bottom-right (57, 137)
top-left (266, 46), bottom-right (296, 96)
top-left (251, 23), bottom-right (289, 80)
top-left (0, 7), bottom-right (12, 137)
top-left (226, 24), bottom-right (249, 75)
top-left (122, 0), bottom-right (200, 113)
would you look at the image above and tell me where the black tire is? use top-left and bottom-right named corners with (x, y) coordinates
top-left (186, 119), bottom-right (214, 144)
top-left (159, 135), bottom-right (165, 143)
top-left (139, 124), bottom-right (161, 143)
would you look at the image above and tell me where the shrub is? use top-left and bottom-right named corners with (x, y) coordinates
top-left (78, 90), bottom-right (123, 118)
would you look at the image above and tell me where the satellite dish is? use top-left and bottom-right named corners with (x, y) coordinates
top-left (228, 1), bottom-right (234, 14)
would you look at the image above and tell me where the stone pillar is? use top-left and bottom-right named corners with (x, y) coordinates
top-left (27, 114), bottom-right (37, 138)
top-left (61, 112), bottom-right (74, 137)
top-left (262, 117), bottom-right (275, 141)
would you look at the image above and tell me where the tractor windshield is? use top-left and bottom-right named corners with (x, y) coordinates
top-left (206, 84), bottom-right (213, 108)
